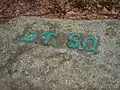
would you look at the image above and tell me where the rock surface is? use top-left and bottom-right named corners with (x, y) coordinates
top-left (0, 16), bottom-right (120, 90)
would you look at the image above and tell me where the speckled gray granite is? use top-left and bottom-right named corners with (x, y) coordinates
top-left (0, 16), bottom-right (120, 90)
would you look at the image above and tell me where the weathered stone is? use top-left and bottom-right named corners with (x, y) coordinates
top-left (0, 16), bottom-right (120, 90)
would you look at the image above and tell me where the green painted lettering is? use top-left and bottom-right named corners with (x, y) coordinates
top-left (41, 31), bottom-right (57, 45)
top-left (81, 36), bottom-right (99, 52)
top-left (19, 30), bottom-right (37, 42)
top-left (67, 34), bottom-right (81, 49)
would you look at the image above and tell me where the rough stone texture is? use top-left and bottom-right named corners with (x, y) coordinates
top-left (0, 16), bottom-right (120, 90)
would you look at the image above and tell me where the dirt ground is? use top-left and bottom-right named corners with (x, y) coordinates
top-left (0, 0), bottom-right (120, 24)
